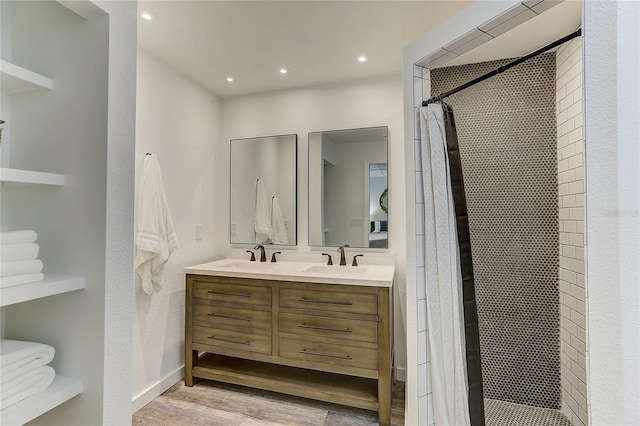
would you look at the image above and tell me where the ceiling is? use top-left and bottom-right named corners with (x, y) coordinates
top-left (137, 1), bottom-right (471, 97)
top-left (137, 1), bottom-right (581, 99)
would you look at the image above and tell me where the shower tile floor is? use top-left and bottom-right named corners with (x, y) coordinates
top-left (485, 398), bottom-right (572, 426)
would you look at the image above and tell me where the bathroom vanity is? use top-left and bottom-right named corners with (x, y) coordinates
top-left (184, 257), bottom-right (395, 425)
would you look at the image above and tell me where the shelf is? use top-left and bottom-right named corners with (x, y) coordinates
top-left (0, 60), bottom-right (53, 94)
top-left (0, 168), bottom-right (65, 186)
top-left (193, 353), bottom-right (379, 411)
top-left (0, 375), bottom-right (82, 425)
top-left (0, 274), bottom-right (84, 307)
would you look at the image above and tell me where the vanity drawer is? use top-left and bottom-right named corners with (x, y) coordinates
top-left (279, 338), bottom-right (377, 370)
top-left (279, 313), bottom-right (376, 343)
top-left (279, 288), bottom-right (377, 315)
top-left (194, 282), bottom-right (271, 306)
top-left (194, 304), bottom-right (271, 332)
top-left (193, 325), bottom-right (271, 354)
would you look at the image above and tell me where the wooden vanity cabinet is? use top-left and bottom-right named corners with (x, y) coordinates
top-left (185, 274), bottom-right (393, 426)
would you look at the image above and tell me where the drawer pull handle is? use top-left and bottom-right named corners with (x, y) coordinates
top-left (298, 324), bottom-right (352, 333)
top-left (208, 290), bottom-right (251, 298)
top-left (207, 336), bottom-right (251, 346)
top-left (299, 349), bottom-right (352, 360)
top-left (208, 313), bottom-right (251, 321)
top-left (297, 298), bottom-right (352, 306)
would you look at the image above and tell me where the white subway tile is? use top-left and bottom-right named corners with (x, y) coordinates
top-left (418, 362), bottom-right (428, 396)
top-left (416, 235), bottom-right (425, 267)
top-left (563, 220), bottom-right (577, 233)
top-left (413, 77), bottom-right (423, 108)
top-left (569, 232), bottom-right (583, 246)
top-left (415, 172), bottom-right (425, 203)
top-left (568, 153), bottom-right (583, 170)
top-left (569, 207), bottom-right (584, 221)
top-left (418, 330), bottom-right (428, 363)
top-left (417, 267), bottom-right (426, 300)
top-left (416, 204), bottom-right (425, 236)
top-left (418, 395), bottom-right (429, 426)
top-left (418, 298), bottom-right (427, 332)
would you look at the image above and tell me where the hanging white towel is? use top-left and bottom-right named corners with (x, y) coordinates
top-left (0, 243), bottom-right (40, 262)
top-left (0, 259), bottom-right (44, 277)
top-left (135, 154), bottom-right (179, 295)
top-left (270, 196), bottom-right (288, 244)
top-left (0, 230), bottom-right (37, 245)
top-left (0, 273), bottom-right (44, 289)
top-left (254, 179), bottom-right (271, 243)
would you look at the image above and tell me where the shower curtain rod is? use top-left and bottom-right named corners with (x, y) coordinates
top-left (422, 28), bottom-right (582, 106)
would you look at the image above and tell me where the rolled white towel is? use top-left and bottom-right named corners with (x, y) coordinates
top-left (0, 259), bottom-right (44, 277)
top-left (0, 230), bottom-right (38, 245)
top-left (0, 273), bottom-right (44, 289)
top-left (0, 243), bottom-right (40, 262)
top-left (0, 365), bottom-right (55, 410)
top-left (0, 339), bottom-right (56, 381)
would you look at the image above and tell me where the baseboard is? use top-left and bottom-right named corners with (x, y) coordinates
top-left (132, 365), bottom-right (184, 414)
top-left (395, 366), bottom-right (407, 382)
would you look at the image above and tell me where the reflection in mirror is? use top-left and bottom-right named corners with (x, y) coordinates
top-left (230, 134), bottom-right (297, 245)
top-left (308, 127), bottom-right (388, 248)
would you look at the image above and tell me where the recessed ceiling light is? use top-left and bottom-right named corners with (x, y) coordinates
top-left (140, 11), bottom-right (153, 21)
top-left (226, 77), bottom-right (234, 83)
top-left (279, 68), bottom-right (288, 74)
top-left (358, 56), bottom-right (367, 63)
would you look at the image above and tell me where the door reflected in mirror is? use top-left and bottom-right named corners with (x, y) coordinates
top-left (308, 127), bottom-right (388, 248)
top-left (230, 134), bottom-right (297, 245)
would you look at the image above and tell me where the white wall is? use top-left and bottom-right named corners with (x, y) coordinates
top-left (584, 1), bottom-right (640, 425)
top-left (133, 48), bottom-right (224, 411)
top-left (221, 75), bottom-right (408, 378)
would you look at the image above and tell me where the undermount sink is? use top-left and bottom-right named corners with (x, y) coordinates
top-left (303, 265), bottom-right (367, 275)
top-left (220, 261), bottom-right (281, 271)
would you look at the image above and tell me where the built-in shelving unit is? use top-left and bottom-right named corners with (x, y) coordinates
top-left (0, 376), bottom-right (82, 426)
top-left (0, 59), bottom-right (53, 94)
top-left (0, 274), bottom-right (84, 307)
top-left (0, 0), bottom-right (116, 422)
top-left (0, 168), bottom-right (65, 186)
top-left (0, 60), bottom-right (53, 95)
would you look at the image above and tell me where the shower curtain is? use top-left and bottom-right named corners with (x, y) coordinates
top-left (419, 103), bottom-right (484, 425)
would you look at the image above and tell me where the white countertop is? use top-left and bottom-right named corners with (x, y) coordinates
top-left (185, 257), bottom-right (395, 287)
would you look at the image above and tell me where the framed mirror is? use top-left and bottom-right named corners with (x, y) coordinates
top-left (230, 134), bottom-right (297, 245)
top-left (308, 126), bottom-right (388, 248)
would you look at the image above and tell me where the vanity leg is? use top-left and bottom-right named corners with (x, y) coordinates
top-left (185, 349), bottom-right (198, 386)
top-left (378, 370), bottom-right (392, 426)
top-left (378, 287), bottom-right (392, 426)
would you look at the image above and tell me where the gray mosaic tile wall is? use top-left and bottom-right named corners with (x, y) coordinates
top-left (431, 54), bottom-right (560, 409)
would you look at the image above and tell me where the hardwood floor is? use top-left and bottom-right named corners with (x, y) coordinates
top-left (133, 379), bottom-right (405, 426)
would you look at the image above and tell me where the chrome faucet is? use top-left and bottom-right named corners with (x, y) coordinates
top-left (254, 244), bottom-right (267, 262)
top-left (337, 244), bottom-right (350, 266)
